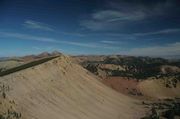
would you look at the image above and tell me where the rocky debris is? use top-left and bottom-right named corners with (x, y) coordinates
top-left (0, 83), bottom-right (22, 119)
top-left (141, 99), bottom-right (180, 119)
top-left (128, 88), bottom-right (143, 96)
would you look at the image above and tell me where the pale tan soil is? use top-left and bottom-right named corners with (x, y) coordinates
top-left (0, 55), bottom-right (145, 119)
top-left (138, 79), bottom-right (180, 99)
top-left (101, 77), bottom-right (180, 101)
top-left (102, 77), bottom-right (139, 95)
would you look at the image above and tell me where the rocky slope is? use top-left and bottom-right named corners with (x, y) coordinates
top-left (0, 55), bottom-right (145, 119)
top-left (74, 55), bottom-right (180, 99)
top-left (75, 55), bottom-right (180, 79)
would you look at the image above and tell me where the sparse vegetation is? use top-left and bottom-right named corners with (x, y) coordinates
top-left (0, 83), bottom-right (21, 119)
top-left (0, 83), bottom-right (10, 99)
top-left (0, 110), bottom-right (22, 119)
top-left (81, 56), bottom-right (180, 80)
top-left (128, 88), bottom-right (143, 96)
top-left (141, 99), bottom-right (180, 119)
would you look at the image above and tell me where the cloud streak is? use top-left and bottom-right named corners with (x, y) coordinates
top-left (100, 40), bottom-right (122, 44)
top-left (80, 9), bottom-right (147, 31)
top-left (0, 31), bottom-right (57, 42)
top-left (0, 31), bottom-right (179, 57)
top-left (134, 28), bottom-right (180, 36)
top-left (0, 31), bottom-right (118, 50)
top-left (127, 42), bottom-right (180, 57)
top-left (80, 0), bottom-right (178, 31)
top-left (23, 20), bottom-right (85, 37)
top-left (92, 10), bottom-right (146, 22)
top-left (23, 20), bottom-right (54, 31)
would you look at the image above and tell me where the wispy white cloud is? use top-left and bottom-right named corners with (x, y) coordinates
top-left (134, 28), bottom-right (180, 36)
top-left (88, 28), bottom-right (180, 38)
top-left (23, 20), bottom-right (54, 31)
top-left (0, 31), bottom-right (179, 57)
top-left (0, 31), bottom-right (118, 50)
top-left (61, 41), bottom-right (119, 49)
top-left (0, 31), bottom-right (58, 42)
top-left (60, 31), bottom-right (85, 37)
top-left (32, 46), bottom-right (41, 50)
top-left (32, 46), bottom-right (64, 53)
top-left (23, 20), bottom-right (86, 37)
top-left (127, 42), bottom-right (180, 57)
top-left (80, 9), bottom-right (147, 31)
top-left (92, 10), bottom-right (146, 22)
top-left (100, 40), bottom-right (122, 44)
top-left (80, 0), bottom-right (177, 31)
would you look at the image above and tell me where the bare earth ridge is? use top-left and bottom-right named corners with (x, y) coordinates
top-left (0, 55), bottom-right (145, 119)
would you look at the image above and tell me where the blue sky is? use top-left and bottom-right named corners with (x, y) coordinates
top-left (0, 0), bottom-right (180, 57)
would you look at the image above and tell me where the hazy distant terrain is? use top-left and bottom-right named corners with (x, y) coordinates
top-left (74, 55), bottom-right (180, 79)
top-left (0, 52), bottom-right (179, 119)
top-left (74, 55), bottom-right (180, 98)
top-left (74, 55), bottom-right (180, 118)
top-left (0, 53), bottom-right (145, 119)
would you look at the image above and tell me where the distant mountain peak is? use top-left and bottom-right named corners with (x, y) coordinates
top-left (38, 52), bottom-right (51, 57)
top-left (51, 51), bottom-right (62, 56)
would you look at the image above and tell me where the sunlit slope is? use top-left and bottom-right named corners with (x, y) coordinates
top-left (138, 79), bottom-right (180, 99)
top-left (0, 55), bottom-right (144, 119)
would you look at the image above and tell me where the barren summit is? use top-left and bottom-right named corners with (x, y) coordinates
top-left (0, 54), bottom-right (145, 119)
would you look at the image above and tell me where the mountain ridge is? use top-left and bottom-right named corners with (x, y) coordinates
top-left (0, 54), bottom-right (145, 119)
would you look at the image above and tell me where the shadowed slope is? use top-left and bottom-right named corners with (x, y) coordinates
top-left (0, 55), bottom-right (145, 119)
